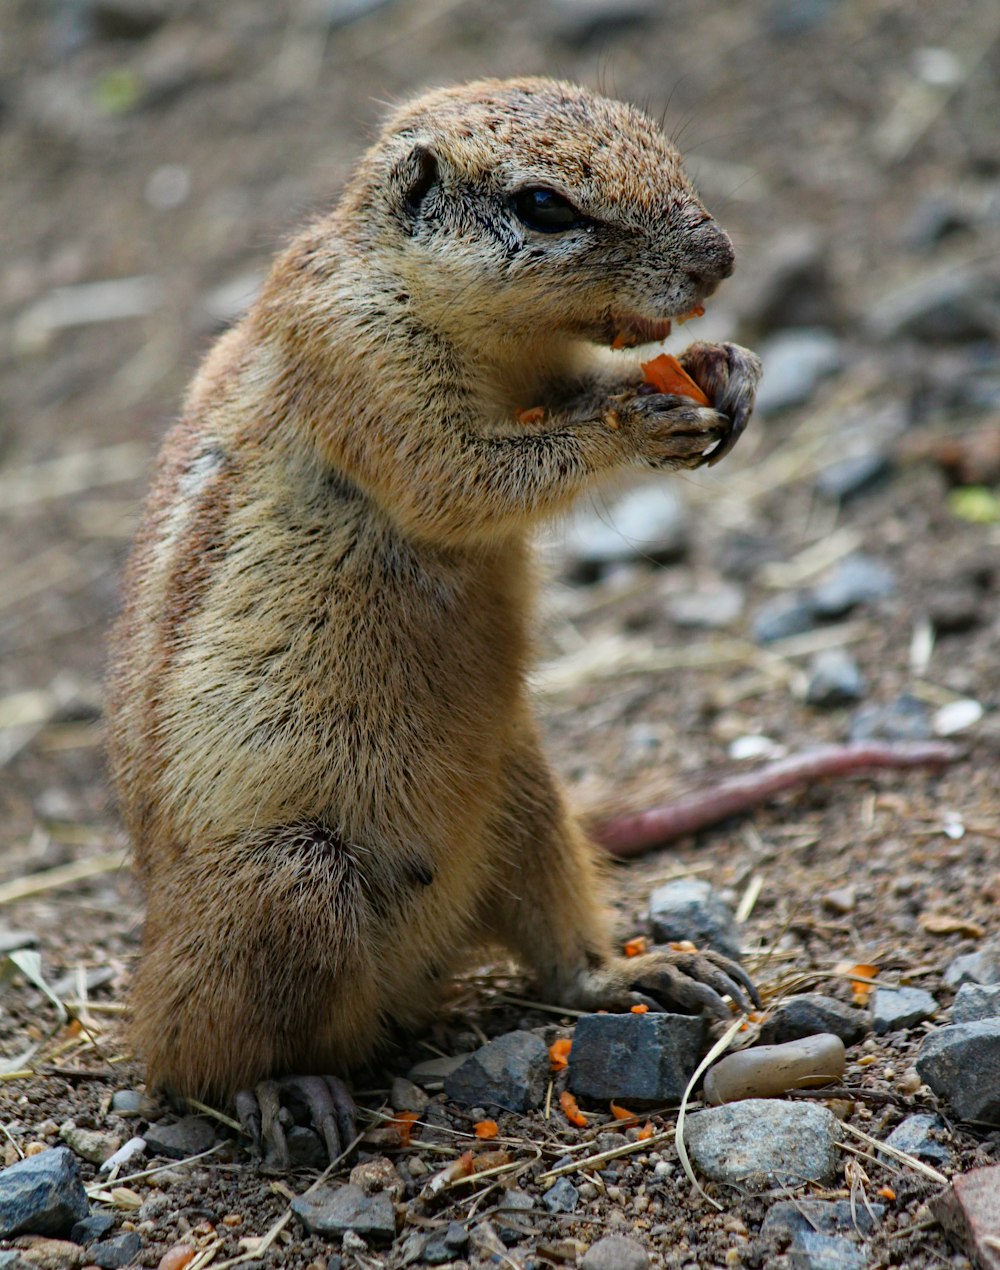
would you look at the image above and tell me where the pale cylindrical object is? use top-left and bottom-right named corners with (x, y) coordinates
top-left (703, 1033), bottom-right (846, 1105)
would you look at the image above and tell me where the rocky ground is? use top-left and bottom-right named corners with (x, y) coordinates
top-left (2, 0), bottom-right (1000, 1267)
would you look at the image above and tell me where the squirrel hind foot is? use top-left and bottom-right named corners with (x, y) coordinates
top-left (236, 1073), bottom-right (356, 1172)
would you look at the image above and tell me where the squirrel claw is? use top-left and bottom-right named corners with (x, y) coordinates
top-left (236, 1074), bottom-right (357, 1171)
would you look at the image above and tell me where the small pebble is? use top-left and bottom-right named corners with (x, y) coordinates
top-left (580, 1235), bottom-right (650, 1270)
top-left (685, 1099), bottom-right (840, 1186)
top-left (933, 698), bottom-right (984, 737)
top-left (883, 1113), bottom-right (951, 1166)
top-left (810, 554), bottom-right (896, 618)
top-left (703, 1033), bottom-right (846, 1104)
top-left (751, 592), bottom-right (816, 644)
top-left (804, 648), bottom-right (866, 706)
top-left (647, 877), bottom-right (742, 961)
top-left (916, 1021), bottom-right (1000, 1122)
top-left (953, 983), bottom-right (1000, 1024)
top-left (871, 986), bottom-right (937, 1034)
top-left (760, 995), bottom-right (868, 1048)
top-left (850, 694), bottom-right (932, 743)
top-left (753, 328), bottom-right (843, 415)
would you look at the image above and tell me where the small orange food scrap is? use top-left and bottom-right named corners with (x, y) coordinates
top-left (640, 353), bottom-right (711, 406)
top-left (879, 1186), bottom-right (896, 1201)
top-left (515, 405), bottom-right (546, 424)
top-left (637, 1121), bottom-right (655, 1141)
top-left (623, 936), bottom-right (647, 958)
top-left (842, 961), bottom-right (879, 1005)
top-left (609, 1101), bottom-right (639, 1125)
top-left (668, 940), bottom-right (699, 953)
top-left (630, 1004), bottom-right (649, 1014)
top-left (559, 1090), bottom-right (588, 1128)
top-left (679, 303), bottom-right (705, 323)
top-left (389, 1111), bottom-right (420, 1146)
top-left (158, 1248), bottom-right (197, 1270)
top-left (549, 1037), bottom-right (572, 1072)
top-left (474, 1119), bottom-right (499, 1140)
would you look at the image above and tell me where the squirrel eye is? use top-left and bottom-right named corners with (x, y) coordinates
top-left (511, 187), bottom-right (588, 233)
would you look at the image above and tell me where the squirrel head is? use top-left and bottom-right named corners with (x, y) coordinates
top-left (342, 77), bottom-right (734, 352)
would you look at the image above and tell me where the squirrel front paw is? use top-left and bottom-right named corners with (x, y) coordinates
top-left (573, 949), bottom-right (759, 1019)
top-left (678, 341), bottom-right (761, 464)
top-left (618, 393), bottom-right (734, 471)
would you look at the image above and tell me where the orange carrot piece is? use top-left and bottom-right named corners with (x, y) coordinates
top-left (549, 1037), bottom-right (572, 1072)
top-left (630, 1003), bottom-right (649, 1014)
top-left (637, 1121), bottom-right (655, 1140)
top-left (515, 405), bottom-right (545, 424)
top-left (559, 1090), bottom-right (588, 1128)
top-left (474, 1119), bottom-right (499, 1139)
top-left (623, 936), bottom-right (647, 958)
top-left (640, 353), bottom-right (711, 406)
top-left (389, 1111), bottom-right (419, 1146)
top-left (609, 1101), bottom-right (639, 1125)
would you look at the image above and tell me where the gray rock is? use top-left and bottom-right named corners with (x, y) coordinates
top-left (580, 1234), bottom-right (650, 1270)
top-left (90, 1232), bottom-right (142, 1268)
top-left (0, 1252), bottom-right (22, 1269)
top-left (685, 1099), bottom-right (839, 1185)
top-left (546, 0), bottom-right (654, 49)
top-left (666, 582), bottom-right (744, 630)
top-left (866, 264), bottom-right (1000, 343)
top-left (815, 451), bottom-right (891, 502)
top-left (568, 1013), bottom-right (704, 1103)
top-left (753, 329), bottom-right (843, 415)
top-left (944, 941), bottom-right (1000, 988)
top-left (805, 648), bottom-right (867, 706)
top-left (390, 1076), bottom-right (428, 1113)
top-left (810, 555), bottom-right (896, 618)
top-left (788, 1231), bottom-right (868, 1269)
top-left (0, 926), bottom-right (38, 955)
top-left (143, 1116), bottom-right (216, 1159)
top-left (953, 983), bottom-right (1000, 1023)
top-left (59, 1122), bottom-right (120, 1166)
top-left (108, 1090), bottom-right (145, 1117)
top-left (90, 0), bottom-right (167, 40)
top-left (421, 1219), bottom-right (469, 1264)
top-left (444, 1031), bottom-right (549, 1113)
top-left (408, 1053), bottom-right (470, 1084)
top-left (928, 584), bottom-right (983, 634)
top-left (883, 1113), bottom-right (951, 1166)
top-left (0, 1147), bottom-right (89, 1239)
top-left (751, 592), bottom-right (816, 644)
top-left (648, 878), bottom-right (742, 961)
top-left (872, 986), bottom-right (938, 1034)
top-left (70, 1213), bottom-right (115, 1245)
top-left (901, 194), bottom-right (971, 250)
top-left (761, 1198), bottom-right (883, 1238)
top-left (737, 227), bottom-right (839, 335)
top-left (768, 0), bottom-right (841, 37)
top-left (759, 994), bottom-right (868, 1047)
top-left (291, 1183), bottom-right (395, 1244)
top-left (850, 694), bottom-right (932, 743)
top-left (542, 1176), bottom-right (579, 1213)
top-left (494, 1189), bottom-right (534, 1244)
top-left (916, 1021), bottom-right (1000, 1122)
top-left (557, 484), bottom-right (688, 580)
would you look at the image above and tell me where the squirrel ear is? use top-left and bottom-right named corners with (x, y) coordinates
top-left (396, 144), bottom-right (439, 218)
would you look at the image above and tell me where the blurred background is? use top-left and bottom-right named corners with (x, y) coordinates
top-left (1, 0), bottom-right (999, 967)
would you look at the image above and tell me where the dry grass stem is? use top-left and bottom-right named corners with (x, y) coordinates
top-left (838, 1121), bottom-right (947, 1185)
top-left (0, 851), bottom-right (126, 905)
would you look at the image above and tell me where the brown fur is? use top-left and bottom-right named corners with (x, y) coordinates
top-left (106, 77), bottom-right (761, 1103)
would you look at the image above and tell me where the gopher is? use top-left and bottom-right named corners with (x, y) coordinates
top-left (106, 77), bottom-right (761, 1165)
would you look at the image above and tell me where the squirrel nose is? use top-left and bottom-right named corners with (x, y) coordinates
top-left (685, 219), bottom-right (735, 290)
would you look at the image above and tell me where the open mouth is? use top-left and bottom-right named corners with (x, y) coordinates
top-left (607, 304), bottom-right (704, 350)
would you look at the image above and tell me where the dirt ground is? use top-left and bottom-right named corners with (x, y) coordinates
top-left (2, 1), bottom-right (999, 1267)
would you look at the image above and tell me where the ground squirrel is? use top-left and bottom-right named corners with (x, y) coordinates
top-left (106, 77), bottom-right (761, 1163)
